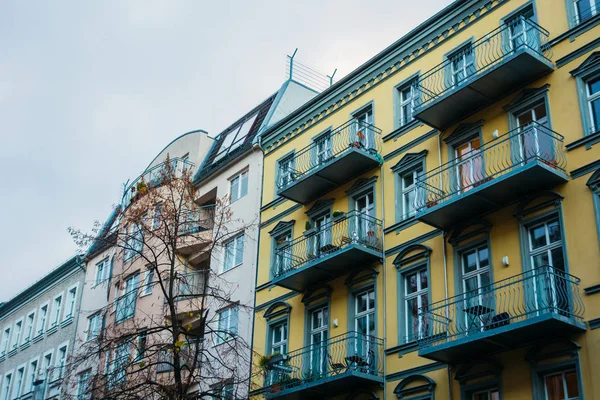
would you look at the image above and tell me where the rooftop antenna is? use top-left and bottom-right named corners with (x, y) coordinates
top-left (288, 48), bottom-right (298, 81)
top-left (328, 69), bottom-right (337, 87)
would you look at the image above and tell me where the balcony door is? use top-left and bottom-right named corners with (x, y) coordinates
top-left (461, 245), bottom-right (492, 334)
top-left (315, 134), bottom-right (333, 167)
top-left (450, 46), bottom-right (476, 87)
top-left (507, 13), bottom-right (537, 52)
top-left (309, 307), bottom-right (329, 376)
top-left (454, 137), bottom-right (484, 192)
top-left (312, 213), bottom-right (332, 257)
top-left (352, 108), bottom-right (375, 150)
top-left (527, 217), bottom-right (568, 315)
top-left (355, 192), bottom-right (375, 243)
top-left (516, 102), bottom-right (553, 163)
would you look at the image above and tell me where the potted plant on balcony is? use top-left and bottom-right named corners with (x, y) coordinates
top-left (137, 180), bottom-right (148, 195)
top-left (350, 131), bottom-right (365, 149)
top-left (473, 176), bottom-right (494, 188)
top-left (332, 210), bottom-right (345, 221)
top-left (426, 200), bottom-right (439, 208)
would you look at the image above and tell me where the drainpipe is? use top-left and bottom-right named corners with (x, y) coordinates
top-left (379, 160), bottom-right (387, 400)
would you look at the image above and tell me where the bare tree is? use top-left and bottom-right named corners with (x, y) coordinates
top-left (66, 156), bottom-right (257, 399)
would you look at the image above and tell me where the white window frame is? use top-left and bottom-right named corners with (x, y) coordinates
top-left (543, 369), bottom-right (580, 400)
top-left (400, 168), bottom-right (422, 220)
top-left (2, 370), bottom-right (13, 400)
top-left (574, 0), bottom-right (598, 25)
top-left (152, 202), bottom-right (163, 230)
top-left (223, 233), bottom-right (244, 273)
top-left (94, 257), bottom-right (109, 286)
top-left (216, 307), bottom-right (239, 345)
top-left (41, 349), bottom-right (53, 387)
top-left (23, 310), bottom-right (36, 344)
top-left (1, 327), bottom-right (10, 355)
top-left (37, 302), bottom-right (50, 336)
top-left (13, 363), bottom-right (26, 399)
top-left (26, 356), bottom-right (39, 394)
top-left (398, 83), bottom-right (416, 127)
top-left (269, 321), bottom-right (288, 355)
top-left (86, 313), bottom-right (102, 342)
top-left (229, 170), bottom-right (249, 203)
top-left (141, 267), bottom-right (154, 296)
top-left (64, 283), bottom-right (79, 321)
top-left (54, 342), bottom-right (69, 381)
top-left (450, 45), bottom-right (475, 86)
top-left (11, 318), bottom-right (23, 351)
top-left (50, 292), bottom-right (64, 328)
top-left (404, 268), bottom-right (429, 341)
top-left (586, 75), bottom-right (600, 134)
top-left (76, 369), bottom-right (92, 400)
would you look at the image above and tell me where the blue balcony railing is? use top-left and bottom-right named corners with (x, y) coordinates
top-left (122, 157), bottom-right (195, 206)
top-left (413, 16), bottom-right (552, 113)
top-left (272, 211), bottom-right (383, 280)
top-left (263, 332), bottom-right (383, 396)
top-left (414, 122), bottom-right (566, 213)
top-left (417, 266), bottom-right (585, 352)
top-left (276, 120), bottom-right (382, 192)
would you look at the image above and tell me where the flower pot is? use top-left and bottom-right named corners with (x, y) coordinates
top-left (473, 176), bottom-right (493, 188)
top-left (426, 201), bottom-right (439, 208)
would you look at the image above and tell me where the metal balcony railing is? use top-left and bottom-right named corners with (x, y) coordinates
top-left (171, 272), bottom-right (205, 301)
top-left (179, 205), bottom-right (215, 236)
top-left (416, 266), bottom-right (584, 349)
top-left (272, 211), bottom-right (383, 279)
top-left (263, 332), bottom-right (383, 394)
top-left (122, 157), bottom-right (195, 206)
top-left (414, 122), bottom-right (566, 211)
top-left (276, 120), bottom-right (382, 192)
top-left (413, 17), bottom-right (552, 111)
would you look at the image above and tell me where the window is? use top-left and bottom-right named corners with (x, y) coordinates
top-left (124, 222), bottom-right (144, 261)
top-left (404, 268), bottom-right (429, 341)
top-left (111, 343), bottom-right (130, 385)
top-left (55, 344), bottom-right (68, 380)
top-left (65, 285), bottom-right (78, 320)
top-left (573, 0), bottom-right (598, 25)
top-left (42, 351), bottom-right (52, 383)
top-left (450, 45), bottom-right (475, 86)
top-left (528, 218), bottom-right (565, 271)
top-left (135, 331), bottom-right (147, 361)
top-left (471, 388), bottom-right (500, 400)
top-left (220, 383), bottom-right (234, 400)
top-left (76, 370), bottom-right (92, 400)
top-left (24, 312), bottom-right (35, 343)
top-left (13, 366), bottom-right (24, 399)
top-left (273, 231), bottom-right (292, 277)
top-left (355, 289), bottom-right (376, 340)
top-left (400, 167), bottom-right (422, 220)
top-left (213, 113), bottom-right (258, 164)
top-left (86, 313), bottom-right (102, 341)
top-left (216, 307), bottom-right (238, 344)
top-left (586, 76), bottom-right (600, 134)
top-left (315, 133), bottom-right (333, 166)
top-left (398, 82), bottom-right (417, 127)
top-left (230, 170), bottom-right (249, 203)
top-left (277, 155), bottom-right (295, 189)
top-left (141, 267), bottom-right (154, 296)
top-left (37, 304), bottom-right (48, 335)
top-left (11, 319), bottom-right (22, 351)
top-left (95, 258), bottom-right (109, 286)
top-left (2, 372), bottom-right (11, 400)
top-left (27, 359), bottom-right (38, 393)
top-left (152, 203), bottom-right (163, 230)
top-left (223, 233), bottom-right (244, 272)
top-left (269, 322), bottom-right (288, 355)
top-left (51, 294), bottom-right (63, 327)
top-left (1, 328), bottom-right (10, 355)
top-left (353, 106), bottom-right (375, 149)
top-left (544, 369), bottom-right (580, 400)
top-left (116, 274), bottom-right (140, 322)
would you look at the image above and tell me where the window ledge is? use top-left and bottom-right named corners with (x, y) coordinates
top-left (0, 354), bottom-right (4, 362)
top-left (566, 130), bottom-right (600, 151)
top-left (47, 325), bottom-right (59, 336)
top-left (7, 348), bottom-right (17, 358)
top-left (139, 292), bottom-right (153, 298)
top-left (219, 263), bottom-right (243, 276)
top-left (385, 340), bottom-right (419, 357)
top-left (384, 217), bottom-right (418, 234)
top-left (20, 341), bottom-right (31, 350)
top-left (61, 317), bottom-right (74, 328)
top-left (32, 333), bottom-right (44, 343)
top-left (383, 120), bottom-right (423, 142)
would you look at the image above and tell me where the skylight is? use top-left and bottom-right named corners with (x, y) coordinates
top-left (212, 113), bottom-right (258, 164)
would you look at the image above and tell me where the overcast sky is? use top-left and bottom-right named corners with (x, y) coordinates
top-left (0, 0), bottom-right (452, 300)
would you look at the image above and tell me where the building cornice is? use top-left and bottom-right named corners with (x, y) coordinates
top-left (260, 0), bottom-right (510, 154)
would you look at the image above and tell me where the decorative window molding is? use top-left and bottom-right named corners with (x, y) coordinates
top-left (344, 390), bottom-right (380, 400)
top-left (448, 219), bottom-right (492, 247)
top-left (455, 359), bottom-right (503, 400)
top-left (393, 72), bottom-right (421, 131)
top-left (301, 284), bottom-right (332, 307)
top-left (392, 151), bottom-right (427, 225)
top-left (443, 120), bottom-right (484, 146)
top-left (571, 51), bottom-right (600, 137)
top-left (587, 169), bottom-right (600, 246)
top-left (513, 190), bottom-right (564, 220)
top-left (346, 176), bottom-right (378, 197)
top-left (263, 302), bottom-right (292, 321)
top-left (345, 267), bottom-right (379, 290)
top-left (393, 374), bottom-right (436, 399)
top-left (305, 198), bottom-right (334, 219)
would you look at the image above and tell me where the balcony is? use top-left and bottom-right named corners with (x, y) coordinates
top-left (262, 332), bottom-right (383, 399)
top-left (277, 120), bottom-right (382, 204)
top-left (122, 157), bottom-right (195, 206)
top-left (413, 17), bottom-right (554, 130)
top-left (414, 122), bottom-right (567, 230)
top-left (167, 271), bottom-right (206, 320)
top-left (417, 266), bottom-right (585, 363)
top-left (271, 211), bottom-right (383, 292)
top-left (176, 205), bottom-right (215, 265)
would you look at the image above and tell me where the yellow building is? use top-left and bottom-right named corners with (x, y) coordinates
top-left (251, 0), bottom-right (600, 399)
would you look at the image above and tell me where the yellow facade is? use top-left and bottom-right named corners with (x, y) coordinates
top-left (252, 0), bottom-right (600, 399)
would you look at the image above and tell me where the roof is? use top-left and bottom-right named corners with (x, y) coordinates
top-left (0, 255), bottom-right (83, 319)
top-left (193, 92), bottom-right (278, 184)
